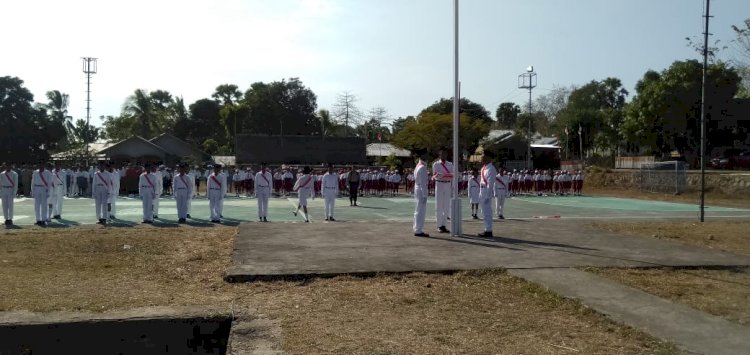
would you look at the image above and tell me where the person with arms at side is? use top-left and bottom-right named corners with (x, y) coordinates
top-left (48, 161), bottom-right (66, 220)
top-left (478, 152), bottom-right (497, 237)
top-left (494, 168), bottom-right (509, 220)
top-left (31, 162), bottom-right (52, 226)
top-left (107, 163), bottom-right (120, 220)
top-left (174, 163), bottom-right (193, 223)
top-left (468, 168), bottom-right (480, 220)
top-left (432, 148), bottom-right (453, 234)
top-left (255, 163), bottom-right (272, 222)
top-left (347, 166), bottom-right (360, 206)
top-left (413, 151), bottom-right (430, 237)
top-left (139, 163), bottom-right (157, 224)
top-left (93, 161), bottom-right (112, 225)
top-left (1, 162), bottom-right (18, 226)
top-left (321, 164), bottom-right (339, 221)
top-left (207, 164), bottom-right (227, 223)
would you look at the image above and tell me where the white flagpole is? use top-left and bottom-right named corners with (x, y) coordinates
top-left (451, 0), bottom-right (462, 236)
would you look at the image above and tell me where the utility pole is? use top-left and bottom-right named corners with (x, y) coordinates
top-left (700, 0), bottom-right (711, 222)
top-left (81, 57), bottom-right (97, 163)
top-left (518, 66), bottom-right (537, 170)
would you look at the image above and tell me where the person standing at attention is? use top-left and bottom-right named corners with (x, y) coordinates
top-left (1, 162), bottom-right (18, 226)
top-left (347, 166), bottom-right (360, 206)
top-left (255, 163), bottom-right (272, 222)
top-left (31, 162), bottom-right (52, 226)
top-left (432, 148), bottom-right (453, 234)
top-left (413, 151), bottom-right (430, 237)
top-left (321, 164), bottom-right (339, 221)
top-left (207, 164), bottom-right (227, 223)
top-left (173, 163), bottom-right (193, 223)
top-left (478, 152), bottom-right (497, 237)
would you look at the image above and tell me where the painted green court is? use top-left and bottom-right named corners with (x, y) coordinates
top-left (4, 194), bottom-right (749, 226)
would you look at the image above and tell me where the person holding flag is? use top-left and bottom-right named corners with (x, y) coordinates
top-left (255, 163), bottom-right (272, 222)
top-left (412, 150), bottom-right (430, 237)
top-left (1, 162), bottom-right (19, 226)
top-left (31, 161), bottom-right (53, 226)
top-left (478, 152), bottom-right (497, 237)
top-left (292, 166), bottom-right (314, 223)
top-left (432, 148), bottom-right (453, 234)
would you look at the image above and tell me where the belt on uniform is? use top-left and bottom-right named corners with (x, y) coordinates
top-left (34, 184), bottom-right (46, 187)
top-left (436, 180), bottom-right (451, 183)
top-left (96, 184), bottom-right (105, 186)
top-left (209, 188), bottom-right (221, 190)
top-left (2, 186), bottom-right (12, 188)
top-left (176, 187), bottom-right (186, 190)
top-left (325, 187), bottom-right (336, 189)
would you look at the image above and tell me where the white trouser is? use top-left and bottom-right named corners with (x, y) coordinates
top-left (298, 189), bottom-right (309, 207)
top-left (107, 191), bottom-right (116, 217)
top-left (93, 185), bottom-right (109, 220)
top-left (32, 187), bottom-right (48, 222)
top-left (480, 188), bottom-right (493, 232)
top-left (435, 181), bottom-right (451, 228)
top-left (209, 189), bottom-right (223, 220)
top-left (188, 192), bottom-right (193, 214)
top-left (153, 194), bottom-right (160, 216)
top-left (175, 189), bottom-right (189, 219)
top-left (1, 189), bottom-right (13, 220)
top-left (413, 187), bottom-right (427, 233)
top-left (141, 192), bottom-right (154, 221)
top-left (323, 193), bottom-right (336, 218)
top-left (257, 191), bottom-right (270, 218)
top-left (495, 189), bottom-right (507, 217)
top-left (70, 182), bottom-right (78, 196)
top-left (49, 186), bottom-right (64, 218)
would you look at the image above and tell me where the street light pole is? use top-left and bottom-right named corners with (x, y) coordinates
top-left (518, 67), bottom-right (537, 170)
top-left (700, 0), bottom-right (711, 222)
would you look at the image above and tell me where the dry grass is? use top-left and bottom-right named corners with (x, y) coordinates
top-left (591, 220), bottom-right (750, 257)
top-left (584, 185), bottom-right (750, 208)
top-left (590, 267), bottom-right (750, 326)
top-left (0, 227), bottom-right (681, 354)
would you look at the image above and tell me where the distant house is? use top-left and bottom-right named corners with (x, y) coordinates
top-left (366, 143), bottom-right (412, 158)
top-left (97, 134), bottom-right (211, 165)
top-left (476, 129), bottom-right (561, 169)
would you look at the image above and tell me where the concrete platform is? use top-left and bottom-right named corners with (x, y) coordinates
top-left (225, 219), bottom-right (750, 282)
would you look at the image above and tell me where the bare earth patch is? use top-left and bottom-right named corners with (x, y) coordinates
top-left (589, 220), bottom-right (750, 327)
top-left (0, 227), bottom-right (682, 354)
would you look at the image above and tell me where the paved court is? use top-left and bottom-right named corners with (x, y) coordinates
top-left (3, 194), bottom-right (750, 227)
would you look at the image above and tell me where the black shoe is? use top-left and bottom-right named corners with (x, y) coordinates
top-left (304, 219), bottom-right (309, 223)
top-left (142, 220), bottom-right (153, 224)
top-left (414, 232), bottom-right (430, 237)
top-left (53, 215), bottom-right (61, 220)
top-left (438, 226), bottom-right (449, 233)
top-left (263, 217), bottom-right (268, 222)
top-left (4, 220), bottom-right (9, 225)
top-left (292, 211), bottom-right (297, 216)
top-left (186, 214), bottom-right (191, 218)
top-left (499, 215), bottom-right (505, 220)
top-left (324, 217), bottom-right (329, 221)
top-left (329, 217), bottom-right (335, 222)
top-left (153, 215), bottom-right (158, 219)
top-left (211, 219), bottom-right (220, 223)
top-left (478, 231), bottom-right (493, 238)
top-left (472, 214), bottom-right (479, 220)
top-left (178, 218), bottom-right (186, 223)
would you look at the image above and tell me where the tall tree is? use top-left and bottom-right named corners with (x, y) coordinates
top-left (212, 84), bottom-right (242, 106)
top-left (243, 78), bottom-right (320, 136)
top-left (390, 116), bottom-right (416, 137)
top-left (188, 98), bottom-right (223, 146)
top-left (0, 76), bottom-right (66, 162)
top-left (731, 18), bottom-right (750, 98)
top-left (392, 112), bottom-right (490, 157)
top-left (122, 89), bottom-right (157, 138)
top-left (332, 91), bottom-right (363, 129)
top-left (495, 102), bottom-right (521, 128)
top-left (40, 90), bottom-right (73, 138)
top-left (534, 85), bottom-right (574, 122)
top-left (420, 97), bottom-right (492, 123)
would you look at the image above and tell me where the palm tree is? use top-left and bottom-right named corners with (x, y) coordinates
top-left (41, 90), bottom-right (74, 135)
top-left (123, 89), bottom-right (156, 138)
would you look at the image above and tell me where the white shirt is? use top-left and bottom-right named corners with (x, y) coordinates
top-left (322, 172), bottom-right (339, 195)
top-left (431, 159), bottom-right (454, 182)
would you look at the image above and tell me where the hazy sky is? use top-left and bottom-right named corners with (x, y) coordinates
top-left (3, 0), bottom-right (749, 128)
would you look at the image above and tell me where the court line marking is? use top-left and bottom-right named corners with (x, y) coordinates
top-left (510, 196), bottom-right (750, 212)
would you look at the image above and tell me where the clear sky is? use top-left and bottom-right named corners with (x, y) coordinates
top-left (2, 0), bottom-right (748, 128)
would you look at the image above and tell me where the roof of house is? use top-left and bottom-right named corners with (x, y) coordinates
top-left (149, 133), bottom-right (210, 159)
top-left (366, 143), bottom-right (412, 157)
top-left (98, 136), bottom-right (170, 159)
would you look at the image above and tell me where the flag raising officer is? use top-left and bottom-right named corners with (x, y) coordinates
top-left (208, 164), bottom-right (227, 223)
top-left (413, 150), bottom-right (430, 237)
top-left (1, 163), bottom-right (18, 226)
top-left (494, 168), bottom-right (509, 220)
top-left (31, 162), bottom-right (52, 226)
top-left (255, 163), bottom-right (272, 222)
top-left (478, 152), bottom-right (497, 237)
top-left (292, 166), bottom-right (314, 223)
top-left (322, 164), bottom-right (339, 221)
top-left (93, 161), bottom-right (112, 225)
top-left (174, 163), bottom-right (193, 223)
top-left (139, 163), bottom-right (157, 224)
top-left (432, 148), bottom-right (453, 234)
top-left (49, 161), bottom-right (66, 220)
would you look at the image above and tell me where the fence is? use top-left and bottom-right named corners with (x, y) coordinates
top-left (639, 161), bottom-right (687, 194)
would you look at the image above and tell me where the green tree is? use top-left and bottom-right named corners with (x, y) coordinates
top-left (212, 84), bottom-right (242, 106)
top-left (731, 18), bottom-right (750, 98)
top-left (495, 102), bottom-right (521, 128)
top-left (420, 97), bottom-right (492, 123)
top-left (39, 90), bottom-right (73, 142)
top-left (188, 98), bottom-right (223, 145)
top-left (390, 116), bottom-right (416, 137)
top-left (102, 114), bottom-right (136, 141)
top-left (392, 112), bottom-right (490, 157)
top-left (621, 60), bottom-right (740, 156)
top-left (123, 89), bottom-right (157, 138)
top-left (202, 138), bottom-right (219, 155)
top-left (243, 78), bottom-right (320, 136)
top-left (0, 76), bottom-right (66, 162)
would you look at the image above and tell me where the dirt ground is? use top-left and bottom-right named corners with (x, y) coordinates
top-left (0, 227), bottom-right (680, 354)
top-left (589, 220), bottom-right (750, 327)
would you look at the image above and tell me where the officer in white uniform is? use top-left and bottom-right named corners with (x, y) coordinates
top-left (478, 152), bottom-right (497, 237)
top-left (1, 162), bottom-right (18, 226)
top-left (31, 162), bottom-right (53, 226)
top-left (494, 169), bottom-right (510, 220)
top-left (187, 169), bottom-right (196, 218)
top-left (413, 151), bottom-right (430, 237)
top-left (292, 166), bottom-right (313, 223)
top-left (432, 148), bottom-right (453, 234)
top-left (207, 164), bottom-right (227, 223)
top-left (139, 163), bottom-right (157, 224)
top-left (49, 162), bottom-right (67, 220)
top-left (173, 163), bottom-right (193, 223)
top-left (255, 163), bottom-right (272, 222)
top-left (93, 161), bottom-right (112, 225)
top-left (107, 163), bottom-right (120, 219)
top-left (321, 164), bottom-right (339, 221)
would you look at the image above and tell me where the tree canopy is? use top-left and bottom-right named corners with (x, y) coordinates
top-left (420, 98), bottom-right (492, 123)
top-left (392, 112), bottom-right (489, 158)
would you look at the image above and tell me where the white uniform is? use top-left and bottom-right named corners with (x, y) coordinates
top-left (207, 171), bottom-right (227, 221)
top-left (255, 170), bottom-right (272, 219)
top-left (293, 173), bottom-right (314, 207)
top-left (31, 169), bottom-right (52, 223)
top-left (479, 163), bottom-right (497, 232)
top-left (494, 173), bottom-right (509, 218)
top-left (413, 160), bottom-right (429, 234)
top-left (1, 170), bottom-right (18, 222)
top-left (49, 169), bottom-right (67, 219)
top-left (108, 170), bottom-right (120, 218)
top-left (153, 170), bottom-right (163, 216)
top-left (432, 159), bottom-right (453, 229)
top-left (139, 172), bottom-right (158, 222)
top-left (468, 176), bottom-right (480, 204)
top-left (321, 172), bottom-right (338, 219)
top-left (174, 173), bottom-right (193, 219)
top-left (92, 170), bottom-right (112, 220)
top-left (187, 173), bottom-right (196, 215)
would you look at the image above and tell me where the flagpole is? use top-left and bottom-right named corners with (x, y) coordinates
top-left (450, 0), bottom-right (462, 236)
